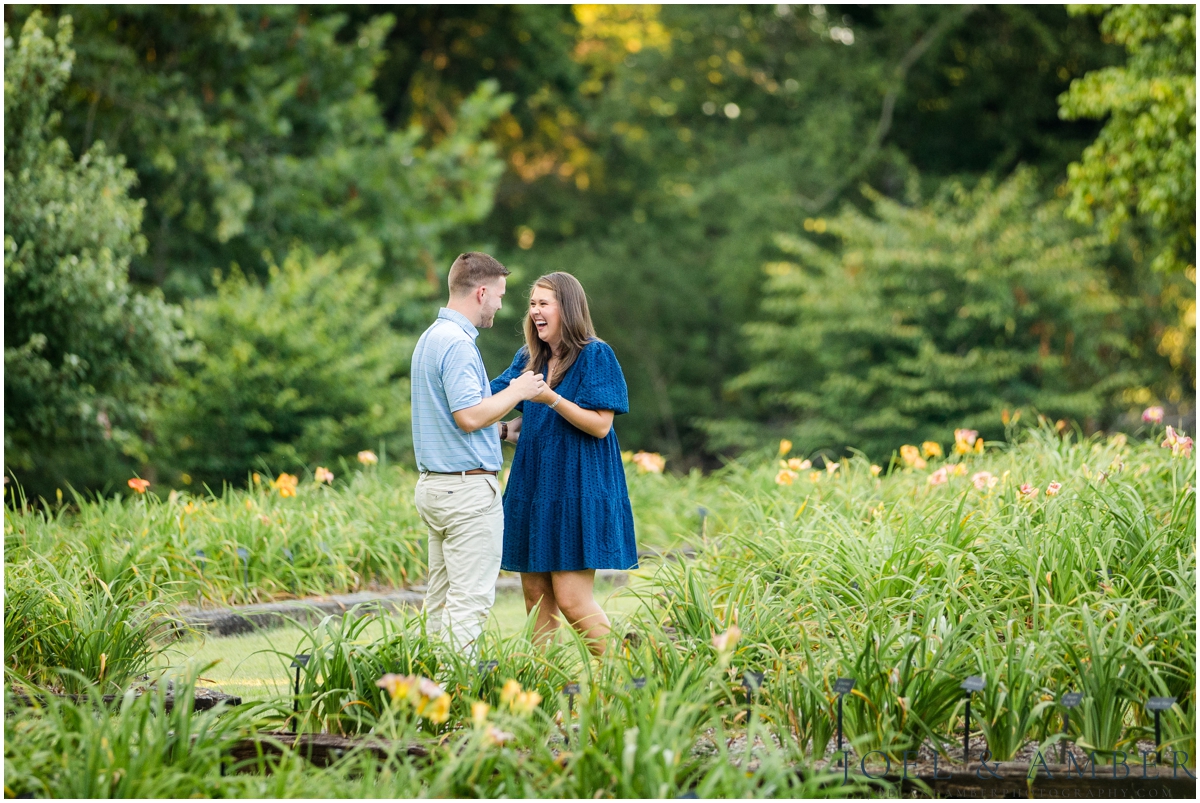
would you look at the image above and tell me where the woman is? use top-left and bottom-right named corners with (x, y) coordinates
top-left (490, 272), bottom-right (638, 655)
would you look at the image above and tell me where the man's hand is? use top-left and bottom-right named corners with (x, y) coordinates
top-left (505, 416), bottom-right (522, 443)
top-left (452, 372), bottom-right (544, 433)
top-left (509, 370), bottom-right (546, 400)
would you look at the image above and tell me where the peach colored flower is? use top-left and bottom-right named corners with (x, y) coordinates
top-left (1161, 426), bottom-right (1194, 458)
top-left (1142, 406), bottom-right (1164, 424)
top-left (485, 724), bottom-right (515, 746)
top-left (423, 692), bottom-right (452, 723)
top-left (500, 679), bottom-right (522, 708)
top-left (954, 429), bottom-right (979, 454)
top-left (808, 471), bottom-right (821, 483)
top-left (775, 469), bottom-right (798, 486)
top-left (377, 673), bottom-right (416, 702)
top-left (314, 466), bottom-right (334, 484)
top-left (825, 461), bottom-right (840, 475)
top-left (273, 473), bottom-right (299, 498)
top-left (949, 463), bottom-right (968, 477)
top-left (921, 441), bottom-right (943, 459)
top-left (712, 624), bottom-right (741, 653)
top-left (899, 444), bottom-right (926, 469)
top-left (417, 677), bottom-right (444, 699)
top-left (1045, 482), bottom-right (1062, 496)
top-left (869, 464), bottom-right (882, 477)
top-left (127, 478), bottom-right (150, 494)
top-left (357, 450), bottom-right (379, 465)
top-left (472, 701), bottom-right (490, 728)
top-left (510, 690), bottom-right (542, 715)
top-left (787, 458), bottom-right (811, 471)
top-left (1018, 483), bottom-right (1039, 500)
top-left (972, 471), bottom-right (998, 490)
top-left (928, 467), bottom-right (948, 486)
top-left (778, 439), bottom-right (793, 456)
top-left (632, 451), bottom-right (666, 474)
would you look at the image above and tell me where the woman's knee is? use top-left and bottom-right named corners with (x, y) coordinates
top-left (522, 573), bottom-right (555, 608)
top-left (551, 577), bottom-right (597, 620)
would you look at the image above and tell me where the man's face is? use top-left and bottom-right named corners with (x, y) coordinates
top-left (478, 277), bottom-right (506, 328)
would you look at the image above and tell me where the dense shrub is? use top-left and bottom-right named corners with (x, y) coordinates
top-left (721, 169), bottom-right (1141, 457)
top-left (3, 13), bottom-right (186, 496)
top-left (157, 248), bottom-right (416, 488)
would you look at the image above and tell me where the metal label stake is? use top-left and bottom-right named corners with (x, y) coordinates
top-left (742, 671), bottom-right (764, 726)
top-left (960, 676), bottom-right (985, 765)
top-left (563, 683), bottom-right (580, 747)
top-left (290, 654), bottom-right (310, 733)
top-left (1147, 697), bottom-right (1176, 763)
top-left (833, 677), bottom-right (856, 767)
top-left (1060, 691), bottom-right (1083, 763)
top-left (236, 547), bottom-right (249, 589)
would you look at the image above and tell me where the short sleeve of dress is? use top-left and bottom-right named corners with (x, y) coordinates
top-left (490, 347), bottom-right (530, 413)
top-left (574, 341), bottom-right (629, 414)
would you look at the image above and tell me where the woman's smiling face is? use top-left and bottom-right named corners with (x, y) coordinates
top-left (529, 285), bottom-right (562, 347)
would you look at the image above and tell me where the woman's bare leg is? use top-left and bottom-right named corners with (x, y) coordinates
top-left (551, 570), bottom-right (611, 656)
top-left (521, 572), bottom-right (559, 644)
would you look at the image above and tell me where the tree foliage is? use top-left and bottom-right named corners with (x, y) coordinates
top-left (476, 5), bottom-right (1124, 463)
top-left (158, 249), bottom-right (414, 488)
top-left (1060, 4), bottom-right (1195, 273)
top-left (726, 169), bottom-right (1136, 458)
top-left (17, 6), bottom-right (512, 297)
top-left (4, 13), bottom-right (185, 493)
top-left (1058, 4), bottom-right (1195, 392)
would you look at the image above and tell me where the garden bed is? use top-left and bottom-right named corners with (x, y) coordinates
top-left (9, 685), bottom-right (242, 712)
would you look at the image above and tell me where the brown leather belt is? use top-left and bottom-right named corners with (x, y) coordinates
top-left (424, 469), bottom-right (498, 476)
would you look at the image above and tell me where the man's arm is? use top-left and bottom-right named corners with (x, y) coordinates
top-left (453, 371), bottom-right (543, 432)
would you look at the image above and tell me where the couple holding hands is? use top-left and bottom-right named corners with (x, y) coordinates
top-left (410, 252), bottom-right (637, 656)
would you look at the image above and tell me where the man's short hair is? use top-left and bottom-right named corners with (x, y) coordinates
top-left (448, 252), bottom-right (510, 296)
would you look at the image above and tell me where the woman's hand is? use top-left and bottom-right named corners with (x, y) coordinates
top-left (530, 385), bottom-right (558, 406)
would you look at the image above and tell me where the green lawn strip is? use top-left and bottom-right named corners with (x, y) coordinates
top-left (172, 578), bottom-right (642, 703)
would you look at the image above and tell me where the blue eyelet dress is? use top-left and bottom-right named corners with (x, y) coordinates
top-left (490, 340), bottom-right (639, 573)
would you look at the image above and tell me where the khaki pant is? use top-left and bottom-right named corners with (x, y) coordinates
top-left (414, 472), bottom-right (504, 652)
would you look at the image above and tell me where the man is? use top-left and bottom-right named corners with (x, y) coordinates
top-left (410, 251), bottom-right (544, 651)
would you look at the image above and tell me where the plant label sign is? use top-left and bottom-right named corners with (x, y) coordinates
top-left (833, 677), bottom-right (856, 695)
top-left (742, 671), bottom-right (764, 692)
top-left (1061, 692), bottom-right (1083, 708)
top-left (961, 676), bottom-right (985, 693)
top-left (630, 677), bottom-right (647, 690)
top-left (563, 683), bottom-right (580, 695)
top-left (476, 660), bottom-right (498, 674)
top-left (1146, 696), bottom-right (1176, 712)
top-left (291, 654), bottom-right (310, 668)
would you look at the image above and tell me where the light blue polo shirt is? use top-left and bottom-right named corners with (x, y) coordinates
top-left (410, 308), bottom-right (502, 473)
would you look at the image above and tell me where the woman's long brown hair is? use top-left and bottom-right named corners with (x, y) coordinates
top-left (523, 272), bottom-right (598, 388)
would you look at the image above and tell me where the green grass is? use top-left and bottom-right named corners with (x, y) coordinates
top-left (171, 578), bottom-right (642, 703)
top-left (5, 423), bottom-right (1194, 797)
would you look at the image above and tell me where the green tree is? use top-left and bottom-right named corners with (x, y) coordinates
top-left (1058, 4), bottom-right (1195, 396)
top-left (158, 248), bottom-right (414, 488)
top-left (1059, 4), bottom-right (1195, 272)
top-left (469, 5), bottom-right (1120, 463)
top-left (725, 169), bottom-right (1138, 458)
top-left (18, 6), bottom-right (512, 297)
top-left (4, 13), bottom-right (185, 495)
